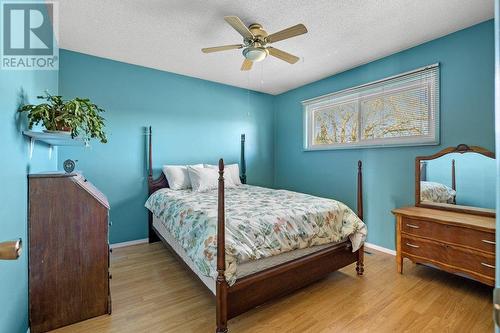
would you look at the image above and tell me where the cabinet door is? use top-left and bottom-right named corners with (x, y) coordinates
top-left (29, 176), bottom-right (109, 333)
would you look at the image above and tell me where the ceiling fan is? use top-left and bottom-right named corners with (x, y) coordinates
top-left (202, 16), bottom-right (307, 71)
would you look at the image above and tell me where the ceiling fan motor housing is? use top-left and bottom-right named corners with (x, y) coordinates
top-left (201, 16), bottom-right (307, 70)
top-left (249, 23), bottom-right (268, 38)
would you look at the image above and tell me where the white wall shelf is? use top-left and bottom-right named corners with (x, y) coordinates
top-left (23, 130), bottom-right (87, 159)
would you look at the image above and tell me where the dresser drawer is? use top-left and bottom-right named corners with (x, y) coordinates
top-left (402, 235), bottom-right (495, 281)
top-left (401, 217), bottom-right (495, 253)
top-left (447, 245), bottom-right (495, 279)
top-left (402, 236), bottom-right (446, 262)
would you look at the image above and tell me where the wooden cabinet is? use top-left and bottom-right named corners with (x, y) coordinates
top-left (28, 172), bottom-right (111, 333)
top-left (393, 206), bottom-right (495, 286)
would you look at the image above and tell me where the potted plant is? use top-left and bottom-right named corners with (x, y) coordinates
top-left (18, 92), bottom-right (108, 143)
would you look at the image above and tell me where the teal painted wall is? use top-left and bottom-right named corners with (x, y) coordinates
top-left (274, 20), bottom-right (495, 250)
top-left (58, 50), bottom-right (275, 244)
top-left (57, 21), bottom-right (494, 250)
top-left (0, 14), bottom-right (495, 333)
top-left (425, 153), bottom-right (496, 208)
top-left (0, 71), bottom-right (58, 332)
top-left (495, 0), bottom-right (500, 292)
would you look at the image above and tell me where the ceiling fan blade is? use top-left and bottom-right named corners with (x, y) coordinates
top-left (241, 59), bottom-right (253, 71)
top-left (202, 44), bottom-right (244, 53)
top-left (267, 24), bottom-right (307, 43)
top-left (224, 16), bottom-right (254, 39)
top-left (267, 47), bottom-right (300, 64)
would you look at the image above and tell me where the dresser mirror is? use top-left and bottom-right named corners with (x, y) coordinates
top-left (415, 144), bottom-right (496, 217)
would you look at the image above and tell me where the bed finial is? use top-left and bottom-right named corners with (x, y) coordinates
top-left (218, 158), bottom-right (224, 173)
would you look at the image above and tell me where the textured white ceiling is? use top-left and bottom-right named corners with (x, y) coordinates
top-left (57, 0), bottom-right (493, 95)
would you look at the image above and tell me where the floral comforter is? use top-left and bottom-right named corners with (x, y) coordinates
top-left (145, 185), bottom-right (366, 286)
top-left (420, 181), bottom-right (456, 204)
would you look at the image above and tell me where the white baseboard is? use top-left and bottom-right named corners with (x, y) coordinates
top-left (109, 239), bottom-right (396, 256)
top-left (110, 238), bottom-right (148, 249)
top-left (364, 242), bottom-right (396, 256)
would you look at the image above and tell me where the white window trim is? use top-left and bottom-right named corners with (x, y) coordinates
top-left (302, 63), bottom-right (440, 151)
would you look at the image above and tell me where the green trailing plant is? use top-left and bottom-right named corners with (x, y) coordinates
top-left (18, 92), bottom-right (108, 143)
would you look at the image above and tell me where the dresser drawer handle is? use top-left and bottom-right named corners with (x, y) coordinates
top-left (481, 262), bottom-right (495, 269)
top-left (481, 239), bottom-right (496, 245)
top-left (406, 242), bottom-right (420, 248)
top-left (406, 224), bottom-right (420, 229)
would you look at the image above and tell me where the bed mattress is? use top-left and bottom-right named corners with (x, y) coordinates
top-left (153, 216), bottom-right (344, 294)
top-left (145, 184), bottom-right (366, 286)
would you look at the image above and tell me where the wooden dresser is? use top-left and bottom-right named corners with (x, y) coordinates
top-left (28, 172), bottom-right (111, 333)
top-left (392, 206), bottom-right (495, 286)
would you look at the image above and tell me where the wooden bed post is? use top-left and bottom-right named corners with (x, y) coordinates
top-left (451, 159), bottom-right (456, 191)
top-left (148, 126), bottom-right (153, 182)
top-left (240, 134), bottom-right (247, 184)
top-left (216, 159), bottom-right (228, 333)
top-left (356, 160), bottom-right (364, 276)
top-left (420, 161), bottom-right (427, 181)
top-left (147, 126), bottom-right (160, 243)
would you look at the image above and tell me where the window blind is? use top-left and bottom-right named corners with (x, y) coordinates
top-left (303, 64), bottom-right (439, 150)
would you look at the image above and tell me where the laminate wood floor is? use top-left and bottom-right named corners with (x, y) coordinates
top-left (51, 242), bottom-right (494, 333)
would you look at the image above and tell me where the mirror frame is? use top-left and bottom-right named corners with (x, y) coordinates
top-left (415, 144), bottom-right (496, 217)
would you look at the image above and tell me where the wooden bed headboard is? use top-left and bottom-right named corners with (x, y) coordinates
top-left (147, 126), bottom-right (248, 195)
top-left (420, 158), bottom-right (456, 191)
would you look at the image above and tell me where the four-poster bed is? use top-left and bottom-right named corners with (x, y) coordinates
top-left (145, 127), bottom-right (365, 333)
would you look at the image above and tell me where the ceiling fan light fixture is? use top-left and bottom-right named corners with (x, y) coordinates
top-left (243, 46), bottom-right (268, 62)
top-left (201, 16), bottom-right (307, 70)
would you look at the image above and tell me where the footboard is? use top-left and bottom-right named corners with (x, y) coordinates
top-left (227, 241), bottom-right (358, 319)
top-left (215, 159), bottom-right (364, 333)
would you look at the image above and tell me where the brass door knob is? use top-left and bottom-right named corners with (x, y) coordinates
top-left (494, 288), bottom-right (500, 327)
top-left (0, 239), bottom-right (22, 260)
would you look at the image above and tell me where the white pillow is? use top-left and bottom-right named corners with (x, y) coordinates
top-left (162, 164), bottom-right (203, 190)
top-left (188, 166), bottom-right (236, 192)
top-left (204, 163), bottom-right (242, 186)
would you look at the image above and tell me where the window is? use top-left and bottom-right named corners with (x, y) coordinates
top-left (303, 64), bottom-right (439, 150)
